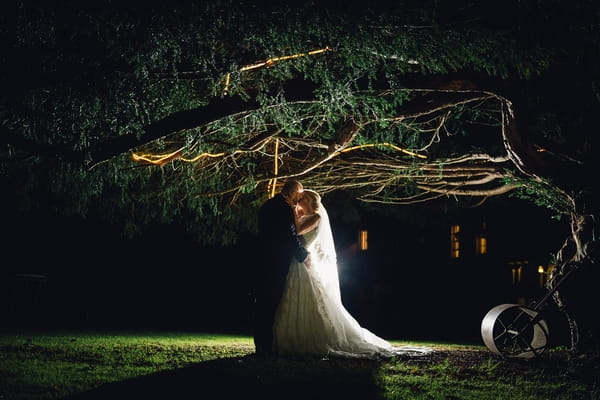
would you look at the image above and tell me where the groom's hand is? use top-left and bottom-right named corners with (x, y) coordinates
top-left (304, 256), bottom-right (312, 269)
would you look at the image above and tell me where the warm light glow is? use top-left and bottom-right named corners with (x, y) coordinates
top-left (135, 47), bottom-right (331, 166)
top-left (542, 264), bottom-right (554, 288)
top-left (537, 265), bottom-right (546, 287)
top-left (223, 47), bottom-right (331, 95)
top-left (239, 47), bottom-right (331, 72)
top-left (266, 180), bottom-right (276, 199)
top-left (475, 236), bottom-right (487, 255)
top-left (450, 224), bottom-right (460, 258)
top-left (269, 139), bottom-right (280, 198)
top-left (358, 230), bottom-right (368, 251)
top-left (223, 72), bottom-right (231, 96)
top-left (537, 265), bottom-right (544, 274)
top-left (340, 142), bottom-right (427, 159)
top-left (509, 261), bottom-right (529, 285)
top-left (132, 149), bottom-right (241, 165)
top-left (132, 148), bottom-right (185, 165)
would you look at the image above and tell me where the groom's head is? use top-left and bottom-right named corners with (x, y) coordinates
top-left (282, 179), bottom-right (304, 206)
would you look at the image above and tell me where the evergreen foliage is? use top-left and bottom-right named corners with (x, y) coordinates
top-left (0, 0), bottom-right (596, 245)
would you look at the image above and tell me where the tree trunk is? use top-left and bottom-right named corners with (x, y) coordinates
top-left (550, 204), bottom-right (599, 354)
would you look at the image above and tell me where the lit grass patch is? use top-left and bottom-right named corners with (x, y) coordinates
top-left (0, 331), bottom-right (596, 400)
top-left (0, 331), bottom-right (254, 400)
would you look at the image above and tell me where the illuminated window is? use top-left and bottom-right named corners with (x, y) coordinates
top-left (358, 230), bottom-right (368, 251)
top-left (450, 225), bottom-right (460, 259)
top-left (509, 260), bottom-right (528, 285)
top-left (538, 265), bottom-right (545, 287)
top-left (511, 266), bottom-right (523, 284)
top-left (475, 236), bottom-right (487, 255)
top-left (475, 222), bottom-right (487, 255)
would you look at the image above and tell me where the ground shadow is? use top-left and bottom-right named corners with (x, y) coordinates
top-left (61, 354), bottom-right (387, 400)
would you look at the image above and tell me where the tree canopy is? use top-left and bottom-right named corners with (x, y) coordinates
top-left (1, 0), bottom-right (598, 350)
top-left (1, 0), bottom-right (595, 239)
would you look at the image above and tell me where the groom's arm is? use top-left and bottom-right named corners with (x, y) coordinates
top-left (296, 214), bottom-right (321, 235)
top-left (287, 218), bottom-right (308, 262)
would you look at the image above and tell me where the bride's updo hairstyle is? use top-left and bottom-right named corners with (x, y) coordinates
top-left (303, 189), bottom-right (321, 213)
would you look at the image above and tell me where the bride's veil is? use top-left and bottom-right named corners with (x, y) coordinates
top-left (310, 195), bottom-right (343, 302)
top-left (291, 190), bottom-right (434, 358)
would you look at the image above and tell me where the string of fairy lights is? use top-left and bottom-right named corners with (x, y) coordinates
top-left (131, 46), bottom-right (428, 197)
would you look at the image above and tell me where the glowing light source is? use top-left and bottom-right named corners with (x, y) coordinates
top-left (537, 265), bottom-right (544, 274)
top-left (131, 149), bottom-right (241, 165)
top-left (223, 72), bottom-right (231, 96)
top-left (132, 48), bottom-right (429, 168)
top-left (450, 224), bottom-right (460, 259)
top-left (509, 261), bottom-right (525, 285)
top-left (340, 142), bottom-right (427, 159)
top-left (134, 47), bottom-right (332, 164)
top-left (538, 265), bottom-right (546, 287)
top-left (223, 46), bottom-right (331, 95)
top-left (132, 148), bottom-right (185, 165)
top-left (131, 47), bottom-right (430, 167)
top-left (358, 230), bottom-right (368, 251)
top-left (239, 47), bottom-right (331, 72)
top-left (268, 139), bottom-right (280, 198)
top-left (475, 236), bottom-right (487, 255)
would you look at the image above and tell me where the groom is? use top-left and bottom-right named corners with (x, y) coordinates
top-left (253, 179), bottom-right (310, 356)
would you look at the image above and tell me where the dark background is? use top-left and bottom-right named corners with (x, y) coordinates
top-left (1, 194), bottom-right (570, 346)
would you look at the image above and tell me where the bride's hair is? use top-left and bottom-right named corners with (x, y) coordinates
top-left (303, 189), bottom-right (321, 213)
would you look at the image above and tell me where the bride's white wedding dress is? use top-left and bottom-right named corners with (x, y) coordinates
top-left (273, 203), bottom-right (431, 359)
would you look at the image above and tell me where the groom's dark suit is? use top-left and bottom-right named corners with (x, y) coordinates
top-left (254, 193), bottom-right (308, 356)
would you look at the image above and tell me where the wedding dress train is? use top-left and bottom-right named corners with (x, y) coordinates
top-left (273, 203), bottom-right (431, 359)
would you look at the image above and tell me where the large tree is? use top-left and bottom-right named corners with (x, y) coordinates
top-left (1, 1), bottom-right (598, 352)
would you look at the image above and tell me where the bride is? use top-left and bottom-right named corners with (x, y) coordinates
top-left (273, 189), bottom-right (431, 358)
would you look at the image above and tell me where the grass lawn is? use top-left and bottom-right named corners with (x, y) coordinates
top-left (0, 330), bottom-right (598, 400)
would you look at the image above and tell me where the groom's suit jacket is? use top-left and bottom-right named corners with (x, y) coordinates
top-left (256, 193), bottom-right (308, 297)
